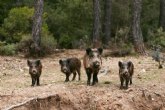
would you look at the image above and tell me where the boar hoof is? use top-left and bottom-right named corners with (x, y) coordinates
top-left (87, 82), bottom-right (90, 86)
top-left (92, 82), bottom-right (95, 86)
top-left (65, 80), bottom-right (69, 82)
top-left (125, 86), bottom-right (128, 89)
top-left (120, 86), bottom-right (124, 89)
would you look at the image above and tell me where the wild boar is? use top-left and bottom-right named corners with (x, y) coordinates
top-left (27, 59), bottom-right (42, 86)
top-left (83, 48), bottom-right (103, 85)
top-left (59, 57), bottom-right (81, 82)
top-left (118, 61), bottom-right (134, 89)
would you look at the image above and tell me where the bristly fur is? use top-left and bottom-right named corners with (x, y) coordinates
top-left (59, 57), bottom-right (81, 82)
top-left (118, 61), bottom-right (134, 89)
top-left (27, 59), bottom-right (42, 86)
top-left (83, 48), bottom-right (103, 85)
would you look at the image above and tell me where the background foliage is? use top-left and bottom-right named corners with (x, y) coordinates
top-left (0, 0), bottom-right (164, 55)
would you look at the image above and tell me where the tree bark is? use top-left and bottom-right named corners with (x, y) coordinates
top-left (159, 0), bottom-right (165, 31)
top-left (93, 0), bottom-right (101, 48)
top-left (131, 0), bottom-right (146, 55)
top-left (103, 0), bottom-right (111, 48)
top-left (32, 0), bottom-right (44, 56)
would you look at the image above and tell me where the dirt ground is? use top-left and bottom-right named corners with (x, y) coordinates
top-left (0, 50), bottom-right (165, 110)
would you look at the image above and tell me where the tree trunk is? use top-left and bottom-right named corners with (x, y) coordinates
top-left (159, 0), bottom-right (165, 31)
top-left (131, 0), bottom-right (146, 55)
top-left (93, 0), bottom-right (101, 48)
top-left (103, 0), bottom-right (111, 48)
top-left (31, 0), bottom-right (44, 56)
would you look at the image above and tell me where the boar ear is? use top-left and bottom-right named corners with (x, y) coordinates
top-left (36, 60), bottom-right (41, 66)
top-left (118, 61), bottom-right (123, 68)
top-left (86, 48), bottom-right (92, 55)
top-left (128, 61), bottom-right (132, 67)
top-left (27, 60), bottom-right (31, 67)
top-left (67, 59), bottom-right (70, 64)
top-left (59, 60), bottom-right (62, 65)
top-left (98, 48), bottom-right (103, 55)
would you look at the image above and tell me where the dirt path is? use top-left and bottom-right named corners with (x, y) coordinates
top-left (0, 50), bottom-right (165, 110)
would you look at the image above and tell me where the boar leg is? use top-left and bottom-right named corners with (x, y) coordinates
top-left (92, 73), bottom-right (98, 85)
top-left (65, 73), bottom-right (70, 82)
top-left (120, 77), bottom-right (124, 89)
top-left (95, 74), bottom-right (98, 83)
top-left (31, 77), bottom-right (36, 86)
top-left (37, 77), bottom-right (40, 86)
top-left (125, 78), bottom-right (129, 89)
top-left (77, 69), bottom-right (81, 81)
top-left (86, 69), bottom-right (92, 85)
top-left (130, 76), bottom-right (132, 85)
top-left (72, 72), bottom-right (76, 81)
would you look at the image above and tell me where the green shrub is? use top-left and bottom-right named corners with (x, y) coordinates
top-left (148, 27), bottom-right (165, 48)
top-left (41, 22), bottom-right (57, 51)
top-left (0, 44), bottom-right (17, 56)
top-left (2, 7), bottom-right (34, 42)
top-left (1, 6), bottom-right (51, 44)
top-left (41, 34), bottom-right (57, 55)
top-left (113, 27), bottom-right (130, 44)
top-left (59, 34), bottom-right (72, 49)
top-left (0, 28), bottom-right (8, 41)
top-left (45, 0), bottom-right (93, 48)
top-left (17, 34), bottom-right (57, 56)
top-left (0, 41), bottom-right (6, 46)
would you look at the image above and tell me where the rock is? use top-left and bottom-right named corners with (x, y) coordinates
top-left (117, 95), bottom-right (122, 99)
top-left (19, 68), bottom-right (24, 72)
top-left (140, 69), bottom-right (146, 73)
top-left (154, 92), bottom-right (161, 97)
top-left (126, 88), bottom-right (133, 92)
top-left (3, 73), bottom-right (6, 76)
top-left (137, 74), bottom-right (142, 79)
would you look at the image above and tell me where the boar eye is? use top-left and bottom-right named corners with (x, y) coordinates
top-left (121, 66), bottom-right (124, 69)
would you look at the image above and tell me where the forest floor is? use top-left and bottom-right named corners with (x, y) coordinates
top-left (0, 49), bottom-right (165, 110)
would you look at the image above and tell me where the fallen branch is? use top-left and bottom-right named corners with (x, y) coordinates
top-left (3, 94), bottom-right (61, 110)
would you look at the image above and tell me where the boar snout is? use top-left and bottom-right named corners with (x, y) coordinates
top-left (123, 71), bottom-right (129, 76)
top-left (32, 69), bottom-right (37, 74)
top-left (62, 67), bottom-right (69, 73)
top-left (93, 61), bottom-right (100, 68)
top-left (123, 68), bottom-right (128, 74)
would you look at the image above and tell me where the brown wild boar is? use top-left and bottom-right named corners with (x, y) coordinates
top-left (83, 48), bottom-right (103, 85)
top-left (27, 60), bottom-right (42, 86)
top-left (118, 61), bottom-right (134, 89)
top-left (59, 57), bottom-right (81, 82)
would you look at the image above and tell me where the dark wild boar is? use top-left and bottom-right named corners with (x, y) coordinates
top-left (83, 48), bottom-right (103, 85)
top-left (118, 61), bottom-right (134, 89)
top-left (27, 60), bottom-right (42, 86)
top-left (152, 45), bottom-right (164, 69)
top-left (59, 58), bottom-right (81, 82)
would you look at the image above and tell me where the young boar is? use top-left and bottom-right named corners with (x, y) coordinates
top-left (152, 45), bottom-right (164, 69)
top-left (118, 61), bottom-right (134, 89)
top-left (27, 60), bottom-right (42, 86)
top-left (83, 48), bottom-right (103, 85)
top-left (59, 58), bottom-right (81, 82)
